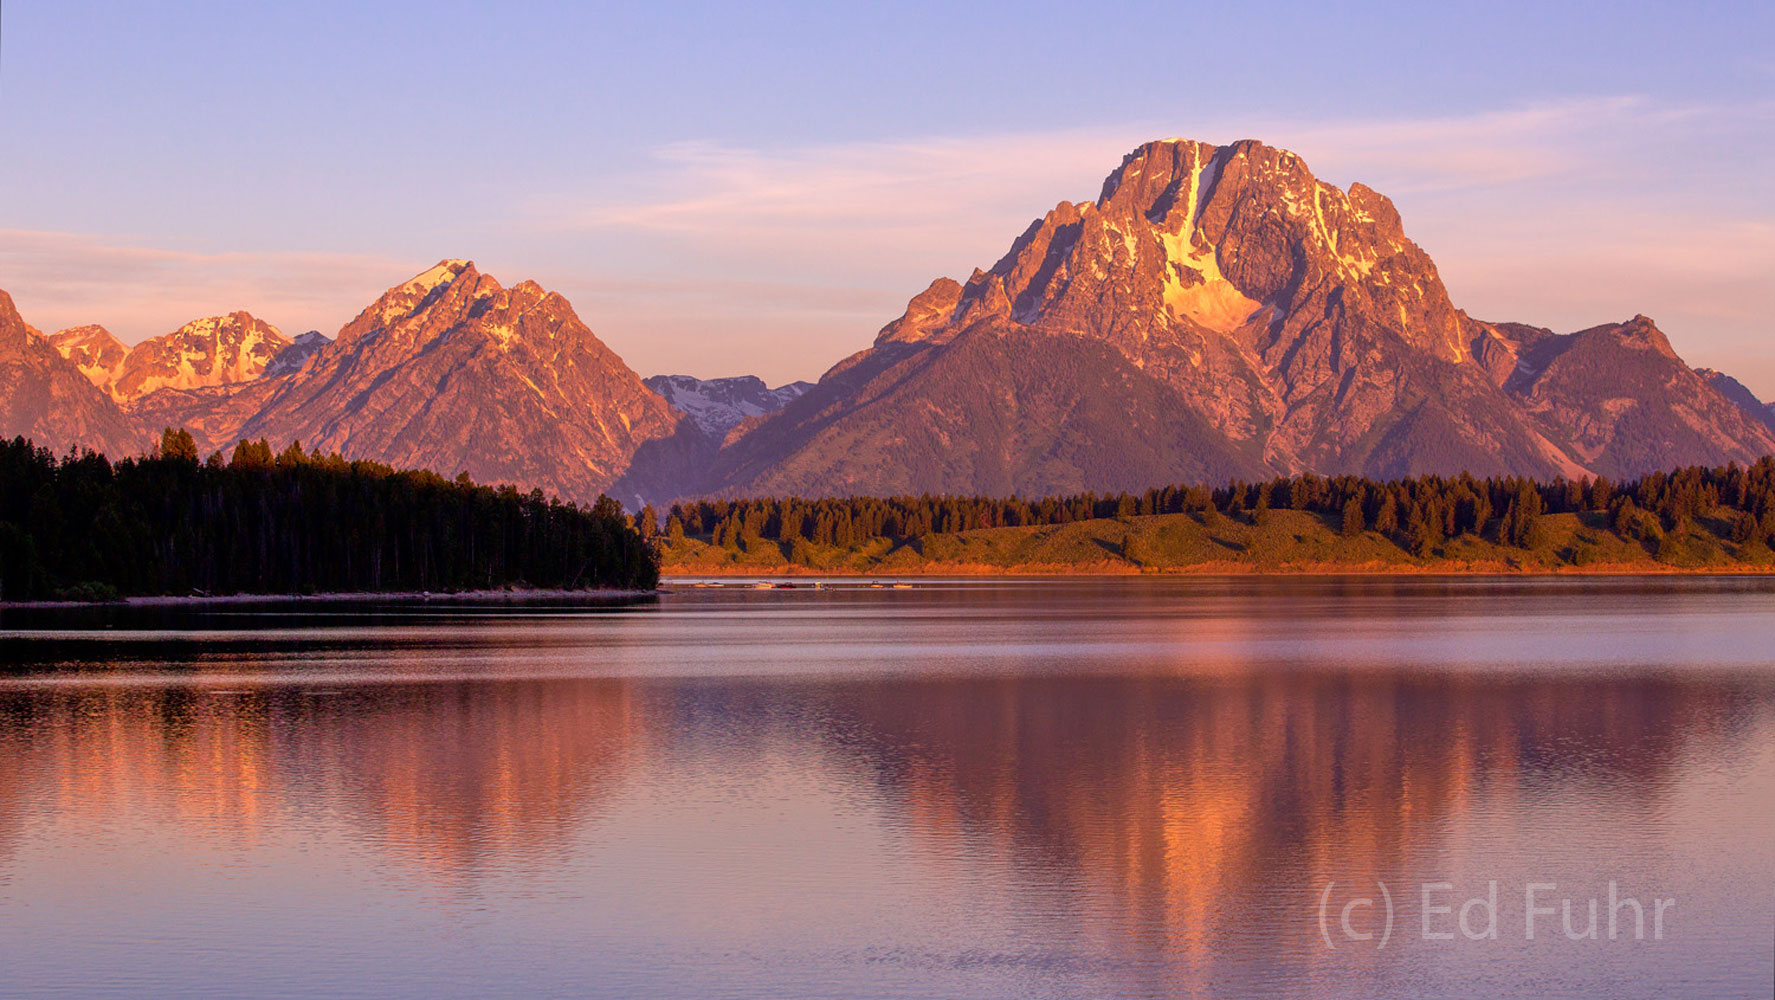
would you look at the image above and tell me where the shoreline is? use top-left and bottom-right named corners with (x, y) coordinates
top-left (0, 588), bottom-right (658, 610)
top-left (661, 561), bottom-right (1775, 578)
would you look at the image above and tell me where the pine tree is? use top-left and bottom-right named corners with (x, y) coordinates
top-left (1341, 497), bottom-right (1365, 538)
top-left (158, 427), bottom-right (199, 463)
top-left (1406, 513), bottom-right (1435, 557)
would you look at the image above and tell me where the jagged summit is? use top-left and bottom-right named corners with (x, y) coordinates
top-left (703, 137), bottom-right (1775, 497)
top-left (8, 139), bottom-right (1775, 504)
top-left (345, 258), bottom-right (483, 342)
top-left (644, 374), bottom-right (813, 437)
top-left (45, 312), bottom-right (290, 403)
top-left (226, 261), bottom-right (681, 501)
top-left (0, 291), bottom-right (141, 456)
top-left (46, 324), bottom-right (128, 390)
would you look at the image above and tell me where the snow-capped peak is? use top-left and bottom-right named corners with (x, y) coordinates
top-left (406, 259), bottom-right (471, 295)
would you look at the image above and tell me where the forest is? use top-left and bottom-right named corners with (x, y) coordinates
top-left (657, 459), bottom-right (1775, 571)
top-left (0, 430), bottom-right (659, 601)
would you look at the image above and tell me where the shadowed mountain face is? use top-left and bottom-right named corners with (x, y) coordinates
top-left (1695, 367), bottom-right (1775, 434)
top-left (643, 375), bottom-right (812, 437)
top-left (0, 292), bottom-right (142, 457)
top-left (263, 330), bottom-right (331, 379)
top-left (705, 139), bottom-right (1775, 497)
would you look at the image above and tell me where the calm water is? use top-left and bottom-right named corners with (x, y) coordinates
top-left (0, 578), bottom-right (1771, 999)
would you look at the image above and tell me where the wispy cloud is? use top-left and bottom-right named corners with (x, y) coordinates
top-left (7, 98), bottom-right (1772, 392)
top-left (534, 97), bottom-right (1775, 388)
top-left (549, 97), bottom-right (1765, 239)
top-left (0, 232), bottom-right (416, 343)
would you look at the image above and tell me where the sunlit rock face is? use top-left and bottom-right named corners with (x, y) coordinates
top-left (44, 324), bottom-right (128, 392)
top-left (11, 138), bottom-right (1775, 500)
top-left (707, 138), bottom-right (1775, 497)
top-left (0, 293), bottom-right (142, 457)
top-left (115, 313), bottom-right (291, 402)
top-left (226, 260), bottom-right (683, 502)
top-left (49, 314), bottom-right (291, 403)
top-left (39, 261), bottom-right (682, 501)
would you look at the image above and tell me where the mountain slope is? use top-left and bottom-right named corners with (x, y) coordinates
top-left (1696, 367), bottom-right (1775, 434)
top-left (230, 261), bottom-right (682, 501)
top-left (710, 138), bottom-right (1772, 496)
top-left (0, 292), bottom-right (142, 457)
top-left (1491, 318), bottom-right (1775, 478)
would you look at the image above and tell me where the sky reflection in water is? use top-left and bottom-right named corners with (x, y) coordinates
top-left (0, 577), bottom-right (1770, 999)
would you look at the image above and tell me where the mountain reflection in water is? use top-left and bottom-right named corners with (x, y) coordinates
top-left (0, 579), bottom-right (1770, 999)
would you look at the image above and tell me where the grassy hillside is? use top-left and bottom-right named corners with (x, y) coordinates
top-left (661, 508), bottom-right (1775, 576)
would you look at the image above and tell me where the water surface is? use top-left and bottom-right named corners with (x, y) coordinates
top-left (1, 578), bottom-right (1771, 998)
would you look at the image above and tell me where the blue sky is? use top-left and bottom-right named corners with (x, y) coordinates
top-left (3, 0), bottom-right (1772, 390)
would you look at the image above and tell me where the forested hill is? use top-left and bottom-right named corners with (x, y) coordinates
top-left (656, 461), bottom-right (1775, 575)
top-left (0, 430), bottom-right (659, 601)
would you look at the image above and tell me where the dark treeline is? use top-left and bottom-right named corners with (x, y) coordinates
top-left (0, 430), bottom-right (658, 600)
top-left (662, 459), bottom-right (1775, 560)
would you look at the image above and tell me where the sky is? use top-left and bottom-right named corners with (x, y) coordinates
top-left (2, 0), bottom-right (1772, 392)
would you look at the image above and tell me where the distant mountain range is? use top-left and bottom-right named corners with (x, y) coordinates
top-left (4, 137), bottom-right (1774, 504)
top-left (642, 375), bottom-right (812, 437)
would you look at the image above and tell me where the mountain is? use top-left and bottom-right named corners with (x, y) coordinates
top-left (1481, 319), bottom-right (1775, 478)
top-left (45, 325), bottom-right (128, 393)
top-left (10, 137), bottom-right (1774, 505)
top-left (0, 292), bottom-right (142, 457)
top-left (1695, 368), bottom-right (1775, 434)
top-left (123, 380), bottom-right (284, 458)
top-left (47, 313), bottom-right (290, 403)
top-left (216, 260), bottom-right (682, 502)
top-left (707, 138), bottom-right (1775, 496)
top-left (264, 330), bottom-right (331, 379)
top-left (642, 374), bottom-right (812, 437)
top-left (110, 312), bottom-right (289, 402)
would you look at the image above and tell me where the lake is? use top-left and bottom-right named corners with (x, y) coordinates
top-left (0, 577), bottom-right (1771, 999)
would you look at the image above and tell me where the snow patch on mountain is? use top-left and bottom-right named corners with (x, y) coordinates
top-left (264, 331), bottom-right (332, 378)
top-left (46, 325), bottom-right (128, 391)
top-left (643, 374), bottom-right (813, 436)
top-left (107, 313), bottom-right (290, 402)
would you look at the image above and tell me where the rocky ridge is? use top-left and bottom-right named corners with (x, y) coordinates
top-left (0, 293), bottom-right (142, 457)
top-left (702, 138), bottom-right (1775, 496)
top-left (642, 374), bottom-right (812, 437)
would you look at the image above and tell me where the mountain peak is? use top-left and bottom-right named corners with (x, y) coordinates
top-left (47, 324), bottom-right (129, 389)
top-left (264, 330), bottom-right (332, 379)
top-left (407, 259), bottom-right (473, 293)
top-left (344, 260), bottom-right (495, 343)
top-left (1593, 315), bottom-right (1678, 360)
top-left (0, 290), bottom-right (29, 347)
top-left (644, 374), bottom-right (813, 437)
top-left (0, 288), bottom-right (143, 456)
top-left (223, 263), bottom-right (682, 502)
top-left (102, 312), bottom-right (290, 401)
top-left (876, 277), bottom-right (963, 346)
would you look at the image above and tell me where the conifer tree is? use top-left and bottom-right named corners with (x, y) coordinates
top-left (1341, 497), bottom-right (1365, 538)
